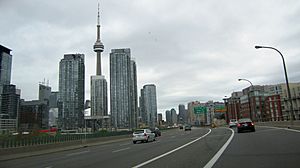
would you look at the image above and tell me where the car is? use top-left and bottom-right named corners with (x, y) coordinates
top-left (179, 124), bottom-right (183, 129)
top-left (132, 129), bottom-right (156, 144)
top-left (229, 119), bottom-right (237, 128)
top-left (184, 125), bottom-right (191, 131)
top-left (237, 118), bottom-right (255, 133)
top-left (151, 127), bottom-right (161, 137)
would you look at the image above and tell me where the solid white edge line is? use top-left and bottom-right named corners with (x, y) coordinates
top-left (203, 128), bottom-right (234, 168)
top-left (132, 129), bottom-right (212, 168)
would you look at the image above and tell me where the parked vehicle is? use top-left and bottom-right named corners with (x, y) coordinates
top-left (132, 129), bottom-right (156, 144)
top-left (237, 118), bottom-right (255, 133)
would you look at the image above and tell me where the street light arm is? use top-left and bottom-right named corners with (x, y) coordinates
top-left (255, 46), bottom-right (285, 63)
top-left (238, 78), bottom-right (253, 86)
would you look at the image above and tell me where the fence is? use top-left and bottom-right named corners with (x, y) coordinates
top-left (0, 130), bottom-right (131, 149)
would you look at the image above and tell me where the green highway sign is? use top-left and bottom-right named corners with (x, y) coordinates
top-left (194, 106), bottom-right (207, 114)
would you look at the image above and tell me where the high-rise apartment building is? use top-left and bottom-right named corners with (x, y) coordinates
top-left (91, 75), bottom-right (107, 116)
top-left (130, 60), bottom-right (138, 129)
top-left (58, 54), bottom-right (85, 130)
top-left (141, 84), bottom-right (158, 128)
top-left (110, 48), bottom-right (132, 129)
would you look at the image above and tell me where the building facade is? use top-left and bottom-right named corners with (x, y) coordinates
top-left (91, 75), bottom-right (108, 116)
top-left (20, 100), bottom-right (49, 131)
top-left (141, 84), bottom-right (158, 128)
top-left (130, 60), bottom-right (138, 129)
top-left (110, 48), bottom-right (132, 129)
top-left (58, 54), bottom-right (85, 130)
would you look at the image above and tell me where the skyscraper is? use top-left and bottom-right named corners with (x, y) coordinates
top-left (110, 48), bottom-right (131, 129)
top-left (0, 45), bottom-right (12, 109)
top-left (0, 45), bottom-right (17, 133)
top-left (141, 84), bottom-right (158, 128)
top-left (91, 3), bottom-right (108, 119)
top-left (58, 54), bottom-right (85, 130)
top-left (0, 45), bottom-right (12, 86)
top-left (130, 59), bottom-right (138, 129)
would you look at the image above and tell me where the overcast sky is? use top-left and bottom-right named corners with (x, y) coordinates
top-left (1, 0), bottom-right (300, 117)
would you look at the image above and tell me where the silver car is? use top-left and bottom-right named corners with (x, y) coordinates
top-left (132, 129), bottom-right (156, 144)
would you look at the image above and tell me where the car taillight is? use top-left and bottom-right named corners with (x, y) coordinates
top-left (237, 123), bottom-right (241, 127)
top-left (250, 122), bottom-right (254, 126)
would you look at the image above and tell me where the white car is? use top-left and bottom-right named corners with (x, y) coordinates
top-left (229, 119), bottom-right (237, 128)
top-left (132, 129), bottom-right (156, 144)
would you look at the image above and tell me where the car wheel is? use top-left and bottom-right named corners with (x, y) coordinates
top-left (133, 141), bottom-right (136, 144)
top-left (237, 129), bottom-right (241, 133)
top-left (252, 128), bottom-right (256, 132)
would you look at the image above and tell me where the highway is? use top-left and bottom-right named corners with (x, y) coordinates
top-left (1, 126), bottom-right (299, 168)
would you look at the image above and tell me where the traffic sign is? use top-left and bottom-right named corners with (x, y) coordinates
top-left (194, 106), bottom-right (207, 114)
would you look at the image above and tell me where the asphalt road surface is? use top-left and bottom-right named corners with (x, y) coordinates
top-left (1, 126), bottom-right (299, 168)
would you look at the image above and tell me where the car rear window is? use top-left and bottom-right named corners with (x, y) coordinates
top-left (134, 130), bottom-right (144, 134)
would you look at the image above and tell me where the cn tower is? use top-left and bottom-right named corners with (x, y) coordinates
top-left (93, 3), bottom-right (104, 75)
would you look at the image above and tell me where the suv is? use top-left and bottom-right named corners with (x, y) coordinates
top-left (132, 129), bottom-right (156, 144)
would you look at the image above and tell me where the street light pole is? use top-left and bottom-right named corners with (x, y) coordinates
top-left (255, 45), bottom-right (294, 124)
top-left (238, 78), bottom-right (256, 121)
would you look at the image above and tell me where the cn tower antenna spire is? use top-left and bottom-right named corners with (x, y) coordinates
top-left (93, 1), bottom-right (104, 75)
top-left (97, 2), bottom-right (100, 25)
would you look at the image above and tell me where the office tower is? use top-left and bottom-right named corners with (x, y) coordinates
top-left (110, 48), bottom-right (131, 129)
top-left (141, 84), bottom-right (158, 128)
top-left (0, 45), bottom-right (12, 87)
top-left (91, 3), bottom-right (108, 120)
top-left (130, 59), bottom-right (138, 129)
top-left (0, 45), bottom-right (16, 133)
top-left (178, 104), bottom-right (186, 124)
top-left (171, 108), bottom-right (177, 125)
top-left (0, 45), bottom-right (12, 109)
top-left (58, 54), bottom-right (85, 130)
top-left (165, 110), bottom-right (171, 126)
top-left (39, 84), bottom-right (51, 102)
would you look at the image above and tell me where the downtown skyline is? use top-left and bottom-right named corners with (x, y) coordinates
top-left (1, 0), bottom-right (300, 116)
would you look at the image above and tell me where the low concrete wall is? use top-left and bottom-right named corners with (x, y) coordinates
top-left (255, 120), bottom-right (300, 130)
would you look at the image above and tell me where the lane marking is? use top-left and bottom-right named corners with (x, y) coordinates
top-left (112, 147), bottom-right (130, 153)
top-left (132, 129), bottom-right (212, 168)
top-left (258, 125), bottom-right (300, 133)
top-left (204, 128), bottom-right (234, 168)
top-left (119, 142), bottom-right (131, 146)
top-left (66, 150), bottom-right (90, 157)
